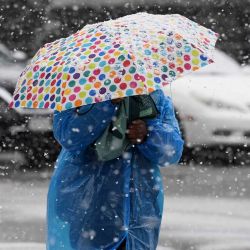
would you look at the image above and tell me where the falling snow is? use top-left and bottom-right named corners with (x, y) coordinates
top-left (0, 0), bottom-right (250, 250)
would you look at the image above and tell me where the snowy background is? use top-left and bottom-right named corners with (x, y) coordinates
top-left (0, 0), bottom-right (250, 249)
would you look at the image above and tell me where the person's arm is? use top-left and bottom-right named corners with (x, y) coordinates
top-left (136, 95), bottom-right (184, 166)
top-left (53, 101), bottom-right (116, 152)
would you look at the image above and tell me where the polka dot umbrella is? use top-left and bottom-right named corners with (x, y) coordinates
top-left (10, 12), bottom-right (219, 111)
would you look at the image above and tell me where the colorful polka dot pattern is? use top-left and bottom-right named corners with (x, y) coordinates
top-left (10, 13), bottom-right (218, 111)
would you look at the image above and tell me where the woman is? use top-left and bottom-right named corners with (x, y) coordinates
top-left (47, 89), bottom-right (184, 250)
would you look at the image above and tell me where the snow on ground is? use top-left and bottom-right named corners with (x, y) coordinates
top-left (0, 166), bottom-right (250, 250)
top-left (0, 243), bottom-right (44, 250)
top-left (159, 196), bottom-right (250, 250)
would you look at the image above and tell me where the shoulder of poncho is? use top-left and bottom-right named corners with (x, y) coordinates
top-left (150, 89), bottom-right (169, 108)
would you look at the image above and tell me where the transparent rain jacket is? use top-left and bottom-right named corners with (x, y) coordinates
top-left (47, 90), bottom-right (184, 250)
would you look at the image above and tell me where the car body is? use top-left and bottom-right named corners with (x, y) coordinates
top-left (0, 87), bottom-right (59, 171)
top-left (171, 75), bottom-right (250, 146)
top-left (164, 50), bottom-right (250, 164)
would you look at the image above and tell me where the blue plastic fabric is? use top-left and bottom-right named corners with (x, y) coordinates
top-left (47, 89), bottom-right (184, 250)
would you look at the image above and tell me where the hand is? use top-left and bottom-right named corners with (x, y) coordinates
top-left (127, 119), bottom-right (148, 144)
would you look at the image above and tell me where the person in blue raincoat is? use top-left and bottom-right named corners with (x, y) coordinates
top-left (47, 89), bottom-right (184, 250)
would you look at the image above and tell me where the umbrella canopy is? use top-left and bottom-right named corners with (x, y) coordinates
top-left (10, 12), bottom-right (218, 111)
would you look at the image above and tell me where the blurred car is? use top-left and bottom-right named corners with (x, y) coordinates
top-left (0, 43), bottom-right (60, 172)
top-left (164, 50), bottom-right (250, 164)
top-left (0, 87), bottom-right (59, 172)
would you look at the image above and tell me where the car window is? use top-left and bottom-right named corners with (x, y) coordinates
top-left (0, 51), bottom-right (13, 64)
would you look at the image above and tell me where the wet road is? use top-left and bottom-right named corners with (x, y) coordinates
top-left (160, 165), bottom-right (250, 250)
top-left (0, 165), bottom-right (250, 250)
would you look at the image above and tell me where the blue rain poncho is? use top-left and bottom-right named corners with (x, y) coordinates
top-left (47, 89), bottom-right (184, 250)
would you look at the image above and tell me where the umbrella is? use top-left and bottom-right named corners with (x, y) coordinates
top-left (9, 12), bottom-right (219, 111)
